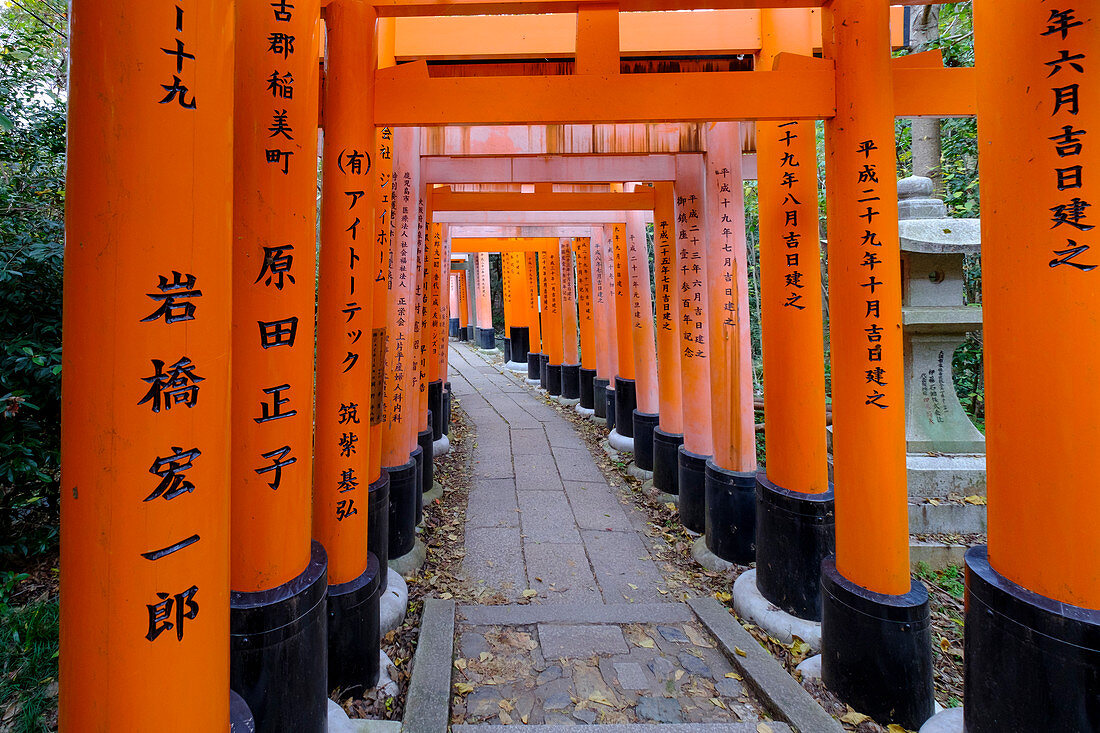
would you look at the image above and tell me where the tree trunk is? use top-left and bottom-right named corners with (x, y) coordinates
top-left (910, 5), bottom-right (943, 196)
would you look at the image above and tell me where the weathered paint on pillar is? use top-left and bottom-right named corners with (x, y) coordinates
top-left (541, 247), bottom-right (565, 364)
top-left (439, 226), bottom-right (452, 382)
top-left (611, 222), bottom-right (635, 379)
top-left (675, 156), bottom-right (714, 456)
top-left (427, 222), bottom-right (443, 386)
top-left (561, 238), bottom-right (581, 365)
top-left (501, 250), bottom-right (514, 337)
top-left (524, 252), bottom-right (542, 354)
top-left (705, 124), bottom-right (757, 472)
top-left (370, 126), bottom-right (394, 483)
top-left (412, 185), bottom-right (429, 444)
top-left (822, 0), bottom-right (909, 594)
top-left (625, 199), bottom-right (660, 414)
top-left (458, 269), bottom-right (470, 330)
top-left (976, 0), bottom-right (1100, 608)
top-left (315, 0), bottom-right (376, 581)
top-left (756, 11), bottom-right (827, 492)
top-left (603, 225), bottom-right (621, 380)
top-left (61, 2), bottom-right (233, 726)
top-left (654, 181), bottom-right (685, 435)
top-left (575, 238), bottom-right (597, 370)
top-left (592, 228), bottom-right (613, 380)
top-left (230, 0), bottom-right (320, 592)
top-left (474, 252), bottom-right (493, 331)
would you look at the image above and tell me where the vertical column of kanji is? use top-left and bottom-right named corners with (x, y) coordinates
top-left (748, 8), bottom-right (833, 624)
top-left (652, 182), bottom-right (685, 494)
top-left (673, 157), bottom-right (714, 533)
top-left (625, 198), bottom-right (661, 469)
top-left (228, 0), bottom-right (327, 728)
top-left (474, 252), bottom-right (495, 350)
top-left (450, 273), bottom-right (462, 338)
top-left (603, 225), bottom-right (622, 432)
top-left (458, 268), bottom-right (471, 339)
top-left (507, 251), bottom-right (532, 370)
top-left (383, 127), bottom-right (421, 567)
top-left (589, 229), bottom-right (611, 421)
top-left (411, 176), bottom-right (431, 535)
top-left (541, 246), bottom-right (565, 395)
top-left (438, 227), bottom-right (454, 441)
top-left (368, 125), bottom-right (393, 580)
top-left (501, 250), bottom-right (515, 362)
top-left (701, 123), bottom-right (756, 565)
top-left (559, 239), bottom-right (583, 402)
top-left (62, 3), bottom-right (238, 730)
top-left (963, 5), bottom-right (1100, 731)
top-left (610, 222), bottom-right (637, 441)
top-left (427, 223), bottom-right (444, 440)
top-left (524, 252), bottom-right (543, 380)
top-left (819, 2), bottom-right (932, 728)
top-left (315, 0), bottom-right (382, 695)
top-left (575, 237), bottom-right (598, 412)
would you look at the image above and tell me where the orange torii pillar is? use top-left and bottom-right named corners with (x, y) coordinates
top-left (558, 238), bottom-right (583, 403)
top-left (590, 227), bottom-right (614, 423)
top-left (749, 10), bottom-right (834, 625)
top-left (962, 4), bottom-right (1100, 731)
top-left (382, 127), bottom-right (421, 568)
top-left (507, 252), bottom-right (533, 371)
top-left (574, 236), bottom-right (599, 414)
top-left (501, 249), bottom-right (515, 361)
top-left (540, 246), bottom-right (565, 395)
top-left (599, 224), bottom-right (623, 430)
top-left (315, 0), bottom-right (382, 695)
top-left (524, 251), bottom-right (544, 382)
top-left (820, 2), bottom-right (933, 727)
top-left (434, 226), bottom-right (453, 447)
top-left (229, 0), bottom-right (327, 728)
top-left (624, 199), bottom-right (662, 468)
top-left (61, 3), bottom-right (249, 729)
top-left (449, 273), bottom-right (462, 338)
top-left (427, 223), bottom-right (446, 444)
top-left (674, 157), bottom-right (714, 532)
top-left (369, 125), bottom-right (394, 581)
top-left (608, 222), bottom-right (636, 444)
top-left (412, 186), bottom-right (431, 530)
top-left (702, 124), bottom-right (757, 565)
top-left (473, 252), bottom-right (496, 351)
top-left (457, 267), bottom-right (471, 342)
top-left (652, 182), bottom-right (686, 492)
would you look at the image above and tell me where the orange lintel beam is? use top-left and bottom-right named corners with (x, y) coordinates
top-left (374, 64), bottom-right (973, 126)
top-left (360, 0), bottom-right (928, 19)
top-left (433, 190), bottom-right (654, 212)
top-left (451, 237), bottom-right (560, 253)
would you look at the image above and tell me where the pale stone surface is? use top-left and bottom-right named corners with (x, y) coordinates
top-left (732, 570), bottom-right (822, 650)
top-left (907, 453), bottom-right (986, 497)
top-left (691, 536), bottom-right (734, 572)
top-left (919, 707), bottom-right (965, 733)
top-left (538, 623), bottom-right (629, 658)
top-left (612, 662), bottom-right (650, 690)
top-left (431, 435), bottom-right (450, 457)
top-left (608, 429), bottom-right (635, 453)
top-left (388, 538), bottom-right (426, 577)
top-left (795, 654), bottom-right (822, 680)
top-left (379, 570), bottom-right (408, 635)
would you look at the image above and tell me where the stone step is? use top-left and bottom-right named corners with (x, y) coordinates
top-left (910, 540), bottom-right (968, 570)
top-left (453, 724), bottom-right (792, 732)
top-left (908, 500), bottom-right (986, 534)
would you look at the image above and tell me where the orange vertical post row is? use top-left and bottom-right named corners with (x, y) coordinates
top-left (458, 268), bottom-right (470, 334)
top-left (818, 2), bottom-right (932, 727)
top-left (574, 236), bottom-right (599, 412)
top-left (506, 250), bottom-right (532, 370)
top-left (625, 198), bottom-right (661, 468)
top-left (426, 221), bottom-right (446, 443)
top-left (229, 0), bottom-right (327, 727)
top-left (674, 156), bottom-right (714, 533)
top-left (541, 246), bottom-right (565, 395)
top-left (652, 181), bottom-right (685, 491)
top-left (61, 2), bottom-right (235, 729)
top-left (559, 238), bottom-right (583, 402)
top-left (609, 221), bottom-right (637, 441)
top-left (751, 9), bottom-right (833, 624)
top-left (962, 4), bottom-right (1100, 730)
top-left (600, 225), bottom-right (622, 427)
top-left (473, 251), bottom-right (494, 349)
top-left (411, 185), bottom-right (433, 523)
top-left (525, 251), bottom-right (543, 379)
top-left (434, 225), bottom-right (452, 441)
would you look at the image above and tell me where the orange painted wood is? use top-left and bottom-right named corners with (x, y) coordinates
top-left (576, 3), bottom-right (620, 76)
top-left (560, 239), bottom-right (581, 365)
top-left (433, 190), bottom-right (655, 211)
top-left (524, 252), bottom-right (543, 354)
top-left (611, 222), bottom-right (636, 379)
top-left (540, 247), bottom-right (566, 364)
top-left (357, 0), bottom-right (928, 19)
top-left (625, 194), bottom-right (660, 414)
top-left (427, 222), bottom-right (444, 384)
top-left (575, 238), bottom-right (598, 370)
top-left (654, 182), bottom-right (684, 435)
top-left (371, 127), bottom-right (395, 482)
top-left (822, 0), bottom-right (908, 595)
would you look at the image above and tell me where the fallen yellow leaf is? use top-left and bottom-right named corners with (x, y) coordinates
top-left (734, 646), bottom-right (747, 657)
top-left (757, 724), bottom-right (774, 733)
top-left (674, 670), bottom-right (685, 681)
top-left (454, 682), bottom-right (474, 694)
top-left (657, 588), bottom-right (669, 595)
top-left (710, 697), bottom-right (727, 709)
top-left (454, 659), bottom-right (467, 670)
top-left (628, 583), bottom-right (638, 590)
top-left (715, 591), bottom-right (732, 603)
top-left (636, 637), bottom-right (656, 649)
top-left (940, 637), bottom-right (951, 652)
top-left (790, 636), bottom-right (810, 657)
top-left (724, 672), bottom-right (743, 680)
top-left (964, 494), bottom-right (987, 505)
top-left (841, 711), bottom-right (871, 724)
top-left (498, 710), bottom-right (513, 724)
top-left (588, 692), bottom-right (614, 707)
top-left (479, 652), bottom-right (493, 663)
top-left (887, 725), bottom-right (912, 733)
top-left (522, 589), bottom-right (538, 598)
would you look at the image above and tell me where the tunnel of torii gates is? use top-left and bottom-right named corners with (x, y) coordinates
top-left (59, 0), bottom-right (1096, 731)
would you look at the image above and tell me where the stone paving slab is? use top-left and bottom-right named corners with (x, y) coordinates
top-left (464, 527), bottom-right (526, 596)
top-left (583, 529), bottom-right (667, 604)
top-left (519, 491), bottom-right (584, 543)
top-left (564, 481), bottom-right (635, 531)
top-left (466, 479), bottom-right (520, 529)
top-left (453, 724), bottom-right (792, 732)
top-left (458, 603), bottom-right (694, 626)
top-left (523, 541), bottom-right (603, 604)
top-left (538, 623), bottom-right (629, 658)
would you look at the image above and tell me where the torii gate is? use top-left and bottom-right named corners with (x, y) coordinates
top-left (61, 1), bottom-right (1096, 732)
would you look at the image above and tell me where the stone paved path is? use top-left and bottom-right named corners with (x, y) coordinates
top-left (446, 344), bottom-right (787, 729)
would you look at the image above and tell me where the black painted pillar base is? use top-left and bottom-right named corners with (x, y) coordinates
top-left (414, 432), bottom-right (430, 527)
top-left (503, 337), bottom-right (512, 362)
top-left (477, 327), bottom-right (496, 350)
top-left (326, 553), bottom-right (382, 696)
top-left (593, 377), bottom-right (609, 418)
top-left (561, 364), bottom-right (581, 399)
top-left (821, 557), bottom-right (934, 731)
top-left (547, 364), bottom-right (563, 396)
top-left (510, 326), bottom-right (530, 364)
top-left (528, 352), bottom-right (542, 381)
top-left (677, 446), bottom-right (708, 533)
top-left (652, 428), bottom-right (683, 495)
top-left (428, 381), bottom-right (444, 440)
top-left (614, 377), bottom-right (637, 438)
top-left (539, 353), bottom-right (549, 389)
top-left (443, 382), bottom-right (452, 436)
top-left (633, 410), bottom-right (659, 471)
top-left (231, 541), bottom-right (328, 733)
top-left (465, 325), bottom-right (475, 341)
top-left (704, 461), bottom-right (756, 565)
top-left (385, 459), bottom-right (417, 559)
top-left (605, 387), bottom-right (616, 432)
top-left (964, 545), bottom-right (1100, 733)
top-left (449, 317), bottom-right (460, 338)
top-left (230, 691), bottom-right (255, 732)
top-left (368, 470), bottom-right (390, 588)
top-left (579, 368), bottom-right (596, 409)
top-left (755, 473), bottom-right (834, 620)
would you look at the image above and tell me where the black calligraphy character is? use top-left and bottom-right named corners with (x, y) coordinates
top-left (784, 210), bottom-right (798, 227)
top-left (1056, 165), bottom-right (1083, 191)
top-left (342, 302), bottom-right (361, 322)
top-left (139, 357), bottom-right (204, 412)
top-left (778, 129), bottom-right (797, 147)
top-left (271, 0), bottom-right (294, 21)
top-left (1050, 125), bottom-right (1086, 156)
top-left (865, 390), bottom-right (889, 409)
top-left (266, 70), bottom-right (294, 99)
top-left (868, 344), bottom-right (883, 361)
top-left (785, 271), bottom-right (804, 289)
top-left (1049, 240), bottom-right (1097, 271)
top-left (159, 76), bottom-right (196, 109)
top-left (258, 317), bottom-right (299, 348)
top-left (1046, 49), bottom-right (1086, 77)
top-left (784, 293), bottom-right (805, 310)
top-left (268, 109), bottom-right (294, 140)
top-left (255, 384), bottom-right (297, 423)
top-left (265, 149), bottom-right (293, 174)
top-left (858, 164), bottom-right (879, 184)
top-left (336, 499), bottom-right (358, 521)
top-left (268, 32), bottom-right (295, 58)
top-left (342, 352), bottom-right (359, 373)
top-left (145, 585), bottom-right (198, 642)
top-left (861, 276), bottom-right (883, 294)
top-left (141, 534), bottom-right (201, 562)
top-left (865, 367), bottom-right (888, 386)
top-left (339, 432), bottom-right (359, 457)
top-left (856, 139), bottom-right (878, 158)
top-left (861, 229), bottom-right (882, 247)
top-left (780, 172), bottom-right (798, 189)
top-left (1042, 9), bottom-right (1084, 39)
top-left (339, 149), bottom-right (369, 175)
top-left (345, 190), bottom-right (366, 209)
top-left (141, 271), bottom-right (202, 324)
top-left (866, 300), bottom-right (881, 318)
top-left (786, 253), bottom-right (799, 267)
top-left (338, 468), bottom-right (358, 494)
top-left (1051, 197), bottom-right (1094, 230)
top-left (161, 39), bottom-right (195, 73)
top-left (256, 244), bottom-right (295, 289)
top-left (339, 402), bottom-right (360, 424)
top-left (865, 323), bottom-right (884, 342)
top-left (346, 217), bottom-right (361, 241)
top-left (1053, 84), bottom-right (1080, 115)
top-left (861, 251), bottom-right (883, 270)
top-left (146, 446), bottom-right (202, 501)
top-left (255, 446), bottom-right (296, 490)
